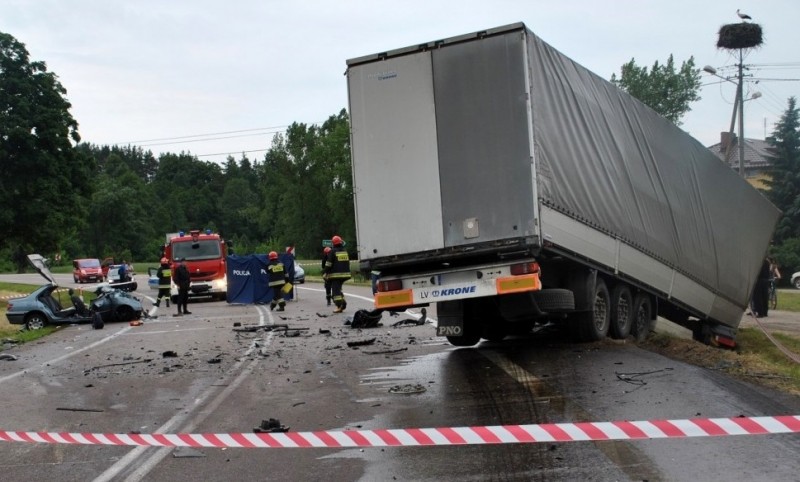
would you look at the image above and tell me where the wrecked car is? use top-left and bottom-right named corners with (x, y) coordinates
top-left (4, 254), bottom-right (144, 330)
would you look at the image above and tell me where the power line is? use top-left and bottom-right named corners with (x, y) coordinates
top-left (115, 125), bottom-right (290, 145)
top-left (136, 131), bottom-right (281, 148)
top-left (196, 148), bottom-right (269, 158)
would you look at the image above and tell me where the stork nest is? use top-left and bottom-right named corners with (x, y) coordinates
top-left (717, 23), bottom-right (763, 50)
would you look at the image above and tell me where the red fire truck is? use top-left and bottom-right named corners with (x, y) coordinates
top-left (162, 230), bottom-right (231, 301)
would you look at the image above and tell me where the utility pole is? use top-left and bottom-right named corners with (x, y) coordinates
top-left (736, 50), bottom-right (745, 177)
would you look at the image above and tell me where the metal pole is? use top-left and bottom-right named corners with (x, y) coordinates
top-left (723, 95), bottom-right (739, 163)
top-left (737, 50), bottom-right (745, 177)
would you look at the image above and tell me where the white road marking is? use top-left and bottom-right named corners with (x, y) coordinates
top-left (94, 305), bottom-right (276, 482)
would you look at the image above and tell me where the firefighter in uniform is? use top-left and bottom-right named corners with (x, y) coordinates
top-left (267, 251), bottom-right (288, 311)
top-left (147, 258), bottom-right (172, 318)
top-left (157, 257), bottom-right (172, 308)
top-left (321, 246), bottom-right (332, 305)
top-left (323, 235), bottom-right (351, 313)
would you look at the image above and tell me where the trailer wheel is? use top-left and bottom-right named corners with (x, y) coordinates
top-left (631, 293), bottom-right (653, 342)
top-left (533, 289), bottom-right (575, 312)
top-left (570, 278), bottom-right (610, 342)
top-left (609, 285), bottom-right (633, 339)
top-left (446, 333), bottom-right (481, 346)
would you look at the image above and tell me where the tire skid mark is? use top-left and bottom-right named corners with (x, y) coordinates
top-left (480, 349), bottom-right (664, 482)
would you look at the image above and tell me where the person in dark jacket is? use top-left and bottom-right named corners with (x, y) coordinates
top-left (267, 251), bottom-right (288, 311)
top-left (752, 257), bottom-right (771, 318)
top-left (174, 259), bottom-right (191, 316)
top-left (323, 235), bottom-right (351, 313)
top-left (279, 246), bottom-right (296, 302)
top-left (321, 246), bottom-right (332, 305)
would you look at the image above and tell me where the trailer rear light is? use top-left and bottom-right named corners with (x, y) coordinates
top-left (378, 279), bottom-right (403, 292)
top-left (510, 262), bottom-right (540, 276)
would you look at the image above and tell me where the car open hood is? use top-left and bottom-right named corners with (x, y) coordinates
top-left (27, 254), bottom-right (56, 285)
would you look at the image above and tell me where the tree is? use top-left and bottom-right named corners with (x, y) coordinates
top-left (610, 55), bottom-right (702, 125)
top-left (0, 31), bottom-right (95, 270)
top-left (765, 97), bottom-right (800, 244)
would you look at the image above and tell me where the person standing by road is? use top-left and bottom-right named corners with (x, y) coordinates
top-left (174, 259), bottom-right (191, 316)
top-left (321, 246), bottom-right (332, 305)
top-left (768, 257), bottom-right (782, 283)
top-left (267, 251), bottom-right (288, 311)
top-left (752, 257), bottom-right (771, 318)
top-left (118, 260), bottom-right (129, 283)
top-left (148, 257), bottom-right (172, 318)
top-left (323, 235), bottom-right (351, 313)
top-left (279, 246), bottom-right (296, 302)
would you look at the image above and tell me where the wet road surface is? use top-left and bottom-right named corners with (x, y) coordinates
top-left (0, 277), bottom-right (798, 481)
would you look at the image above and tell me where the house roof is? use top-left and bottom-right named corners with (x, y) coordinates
top-left (707, 136), bottom-right (774, 171)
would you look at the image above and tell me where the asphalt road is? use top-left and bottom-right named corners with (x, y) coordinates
top-left (0, 275), bottom-right (799, 481)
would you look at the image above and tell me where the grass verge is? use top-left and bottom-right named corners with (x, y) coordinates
top-left (0, 283), bottom-right (59, 344)
top-left (643, 328), bottom-right (800, 396)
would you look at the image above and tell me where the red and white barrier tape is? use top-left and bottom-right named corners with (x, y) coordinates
top-left (1, 416), bottom-right (798, 448)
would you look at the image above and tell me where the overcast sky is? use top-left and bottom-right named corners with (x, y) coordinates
top-left (3, 1), bottom-right (798, 163)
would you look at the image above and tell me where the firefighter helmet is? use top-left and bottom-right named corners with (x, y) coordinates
top-left (269, 251), bottom-right (278, 260)
top-left (332, 235), bottom-right (343, 246)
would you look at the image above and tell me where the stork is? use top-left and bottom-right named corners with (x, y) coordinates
top-left (737, 9), bottom-right (752, 21)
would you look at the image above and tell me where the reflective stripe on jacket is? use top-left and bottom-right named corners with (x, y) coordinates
top-left (267, 262), bottom-right (287, 287)
top-left (325, 247), bottom-right (351, 280)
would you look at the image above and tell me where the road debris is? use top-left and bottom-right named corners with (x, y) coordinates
top-left (162, 350), bottom-right (179, 358)
top-left (391, 318), bottom-right (426, 328)
top-left (615, 367), bottom-right (674, 390)
top-left (56, 407), bottom-right (105, 413)
top-left (233, 324), bottom-right (309, 334)
top-left (0, 354), bottom-right (18, 361)
top-left (388, 384), bottom-right (427, 394)
top-left (364, 347), bottom-right (408, 355)
top-left (346, 338), bottom-right (376, 348)
top-left (173, 447), bottom-right (206, 458)
top-left (253, 418), bottom-right (289, 433)
top-left (347, 309), bottom-right (384, 329)
top-left (83, 359), bottom-right (152, 374)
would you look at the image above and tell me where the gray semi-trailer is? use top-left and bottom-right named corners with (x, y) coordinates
top-left (346, 23), bottom-right (780, 347)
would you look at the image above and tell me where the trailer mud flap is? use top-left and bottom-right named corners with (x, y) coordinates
top-left (436, 300), bottom-right (465, 337)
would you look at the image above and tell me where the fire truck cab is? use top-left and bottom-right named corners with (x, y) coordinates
top-left (162, 229), bottom-right (230, 302)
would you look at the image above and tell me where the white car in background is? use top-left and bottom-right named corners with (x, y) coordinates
top-left (792, 271), bottom-right (800, 290)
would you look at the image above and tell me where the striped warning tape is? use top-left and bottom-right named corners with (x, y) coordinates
top-left (1, 416), bottom-right (798, 448)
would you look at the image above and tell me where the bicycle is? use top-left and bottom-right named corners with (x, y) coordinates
top-left (768, 277), bottom-right (778, 310)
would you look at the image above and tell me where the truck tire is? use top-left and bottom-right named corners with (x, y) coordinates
top-left (570, 278), bottom-right (610, 342)
top-left (482, 323), bottom-right (507, 342)
top-left (533, 289), bottom-right (574, 312)
top-left (609, 284), bottom-right (633, 339)
top-left (447, 333), bottom-right (481, 346)
top-left (630, 293), bottom-right (653, 342)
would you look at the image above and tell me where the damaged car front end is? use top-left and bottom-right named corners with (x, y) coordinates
top-left (5, 254), bottom-right (144, 330)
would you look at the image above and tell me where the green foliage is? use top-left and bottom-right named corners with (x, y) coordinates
top-left (610, 55), bottom-right (702, 125)
top-left (771, 238), bottom-right (800, 286)
top-left (764, 97), bottom-right (800, 243)
top-left (0, 31), bottom-right (95, 270)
